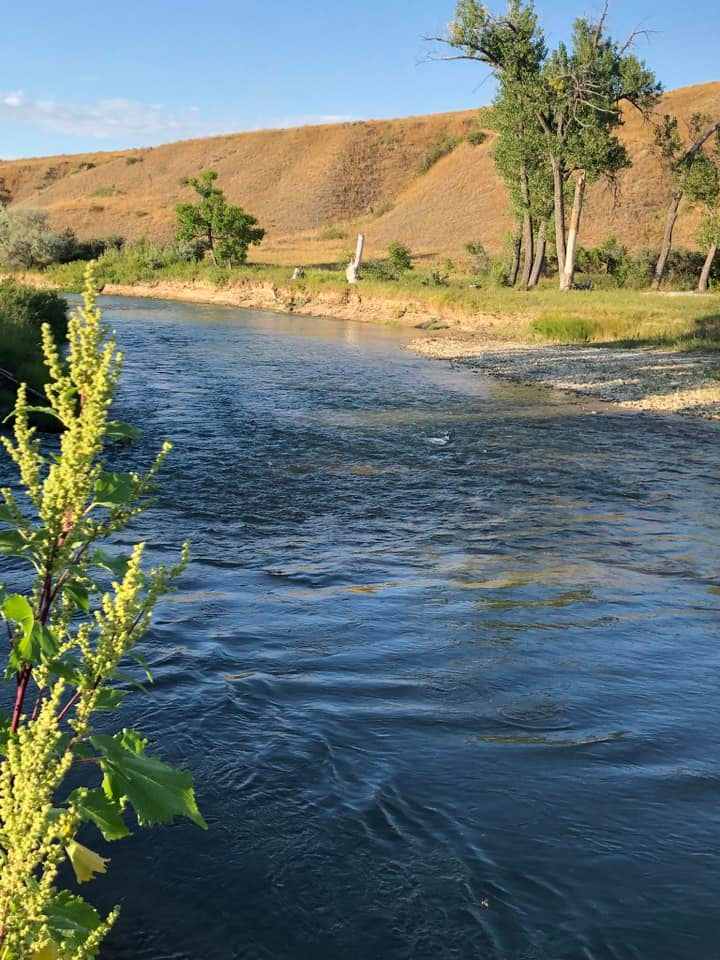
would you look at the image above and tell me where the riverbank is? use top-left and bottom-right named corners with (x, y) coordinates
top-left (411, 334), bottom-right (720, 419)
top-left (16, 269), bottom-right (720, 420)
top-left (103, 279), bottom-right (720, 420)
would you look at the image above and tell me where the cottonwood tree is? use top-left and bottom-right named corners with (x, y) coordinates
top-left (433, 0), bottom-right (547, 289)
top-left (697, 210), bottom-right (720, 293)
top-left (175, 171), bottom-right (265, 266)
top-left (538, 14), bottom-right (660, 289)
top-left (652, 113), bottom-right (720, 289)
top-left (431, 1), bottom-right (659, 290)
top-left (694, 132), bottom-right (720, 292)
top-left (493, 82), bottom-right (551, 289)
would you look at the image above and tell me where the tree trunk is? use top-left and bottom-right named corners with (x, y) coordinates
top-left (560, 171), bottom-right (587, 292)
top-left (528, 220), bottom-right (547, 289)
top-left (698, 243), bottom-right (717, 293)
top-left (346, 233), bottom-right (365, 284)
top-left (551, 156), bottom-right (566, 276)
top-left (207, 227), bottom-right (217, 265)
top-left (519, 165), bottom-right (534, 290)
top-left (508, 231), bottom-right (522, 287)
top-left (652, 191), bottom-right (682, 290)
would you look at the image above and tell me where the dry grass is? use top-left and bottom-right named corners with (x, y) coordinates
top-left (1, 83), bottom-right (718, 264)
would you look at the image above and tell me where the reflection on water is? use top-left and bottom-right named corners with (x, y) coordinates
top-left (4, 296), bottom-right (720, 959)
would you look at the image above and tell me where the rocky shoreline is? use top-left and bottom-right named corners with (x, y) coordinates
top-left (410, 335), bottom-right (720, 420)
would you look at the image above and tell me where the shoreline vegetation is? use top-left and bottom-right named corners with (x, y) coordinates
top-left (11, 261), bottom-right (720, 420)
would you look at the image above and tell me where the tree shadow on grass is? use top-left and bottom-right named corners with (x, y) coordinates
top-left (591, 311), bottom-right (720, 352)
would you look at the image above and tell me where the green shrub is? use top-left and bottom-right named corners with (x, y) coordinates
top-left (421, 269), bottom-right (451, 287)
top-left (363, 259), bottom-right (400, 282)
top-left (0, 279), bottom-right (67, 336)
top-left (419, 135), bottom-right (461, 174)
top-left (0, 209), bottom-right (75, 270)
top-left (319, 225), bottom-right (347, 241)
top-left (125, 155), bottom-right (144, 165)
top-left (0, 279), bottom-right (68, 419)
top-left (467, 127), bottom-right (488, 146)
top-left (532, 314), bottom-right (596, 342)
top-left (466, 240), bottom-right (492, 275)
top-left (388, 242), bottom-right (413, 272)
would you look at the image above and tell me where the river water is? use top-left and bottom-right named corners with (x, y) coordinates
top-left (4, 296), bottom-right (720, 959)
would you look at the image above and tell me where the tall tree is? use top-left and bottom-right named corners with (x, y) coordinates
top-left (432, 0), bottom-right (547, 289)
top-left (538, 14), bottom-right (660, 289)
top-left (175, 171), bottom-right (265, 266)
top-left (694, 131), bottom-right (720, 293)
top-left (652, 113), bottom-right (720, 289)
top-left (697, 212), bottom-right (720, 293)
top-left (492, 81), bottom-right (550, 289)
top-left (432, 1), bottom-right (659, 290)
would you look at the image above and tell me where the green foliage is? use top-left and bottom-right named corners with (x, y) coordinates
top-left (0, 280), bottom-right (69, 422)
top-left (419, 135), bottom-right (461, 173)
top-left (0, 267), bottom-right (204, 958)
top-left (0, 210), bottom-right (75, 270)
top-left (318, 225), bottom-right (347, 241)
top-left (387, 242), bottom-right (413, 272)
top-left (421, 269), bottom-right (451, 287)
top-left (465, 240), bottom-right (491, 274)
top-left (362, 259), bottom-right (401, 282)
top-left (467, 126), bottom-right (488, 146)
top-left (0, 281), bottom-right (67, 336)
top-left (175, 170), bottom-right (265, 266)
top-left (532, 314), bottom-right (595, 342)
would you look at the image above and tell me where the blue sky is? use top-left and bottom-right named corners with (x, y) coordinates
top-left (2, 0), bottom-right (718, 158)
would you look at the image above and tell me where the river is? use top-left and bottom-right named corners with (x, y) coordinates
top-left (4, 295), bottom-right (720, 959)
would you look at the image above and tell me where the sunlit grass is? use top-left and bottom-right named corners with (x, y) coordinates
top-left (43, 256), bottom-right (720, 351)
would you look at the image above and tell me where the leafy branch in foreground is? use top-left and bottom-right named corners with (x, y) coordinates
top-left (0, 265), bottom-right (205, 959)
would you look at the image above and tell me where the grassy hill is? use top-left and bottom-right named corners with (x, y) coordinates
top-left (1, 82), bottom-right (718, 266)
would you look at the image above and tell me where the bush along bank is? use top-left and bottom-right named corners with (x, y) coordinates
top-left (0, 279), bottom-right (68, 423)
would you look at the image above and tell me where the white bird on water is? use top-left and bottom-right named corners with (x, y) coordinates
top-left (426, 430), bottom-right (454, 447)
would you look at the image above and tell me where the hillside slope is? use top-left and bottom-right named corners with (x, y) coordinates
top-left (1, 82), bottom-right (718, 264)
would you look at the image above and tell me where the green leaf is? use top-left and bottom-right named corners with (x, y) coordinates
top-left (65, 582), bottom-right (90, 613)
top-left (29, 623), bottom-right (60, 663)
top-left (45, 891), bottom-right (102, 952)
top-left (70, 787), bottom-right (130, 841)
top-left (0, 504), bottom-right (18, 523)
top-left (91, 732), bottom-right (207, 830)
top-left (2, 405), bottom-right (61, 425)
top-left (106, 420), bottom-right (143, 442)
top-left (0, 529), bottom-right (27, 555)
top-left (47, 654), bottom-right (85, 684)
top-left (2, 594), bottom-right (34, 638)
top-left (94, 687), bottom-right (127, 711)
top-left (116, 728), bottom-right (148, 753)
top-left (90, 548), bottom-right (130, 579)
top-left (93, 471), bottom-right (137, 508)
top-left (0, 712), bottom-right (11, 755)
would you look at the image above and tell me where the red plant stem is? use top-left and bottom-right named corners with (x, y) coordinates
top-left (10, 667), bottom-right (32, 732)
top-left (10, 547), bottom-right (57, 733)
top-left (57, 689), bottom-right (83, 723)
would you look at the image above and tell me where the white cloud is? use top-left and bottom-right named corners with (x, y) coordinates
top-left (0, 90), bottom-right (357, 148)
top-left (0, 90), bottom-right (225, 142)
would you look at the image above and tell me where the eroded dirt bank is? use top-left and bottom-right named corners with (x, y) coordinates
top-left (19, 274), bottom-right (720, 420)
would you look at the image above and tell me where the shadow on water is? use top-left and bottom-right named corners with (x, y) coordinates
top-left (6, 295), bottom-right (720, 959)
